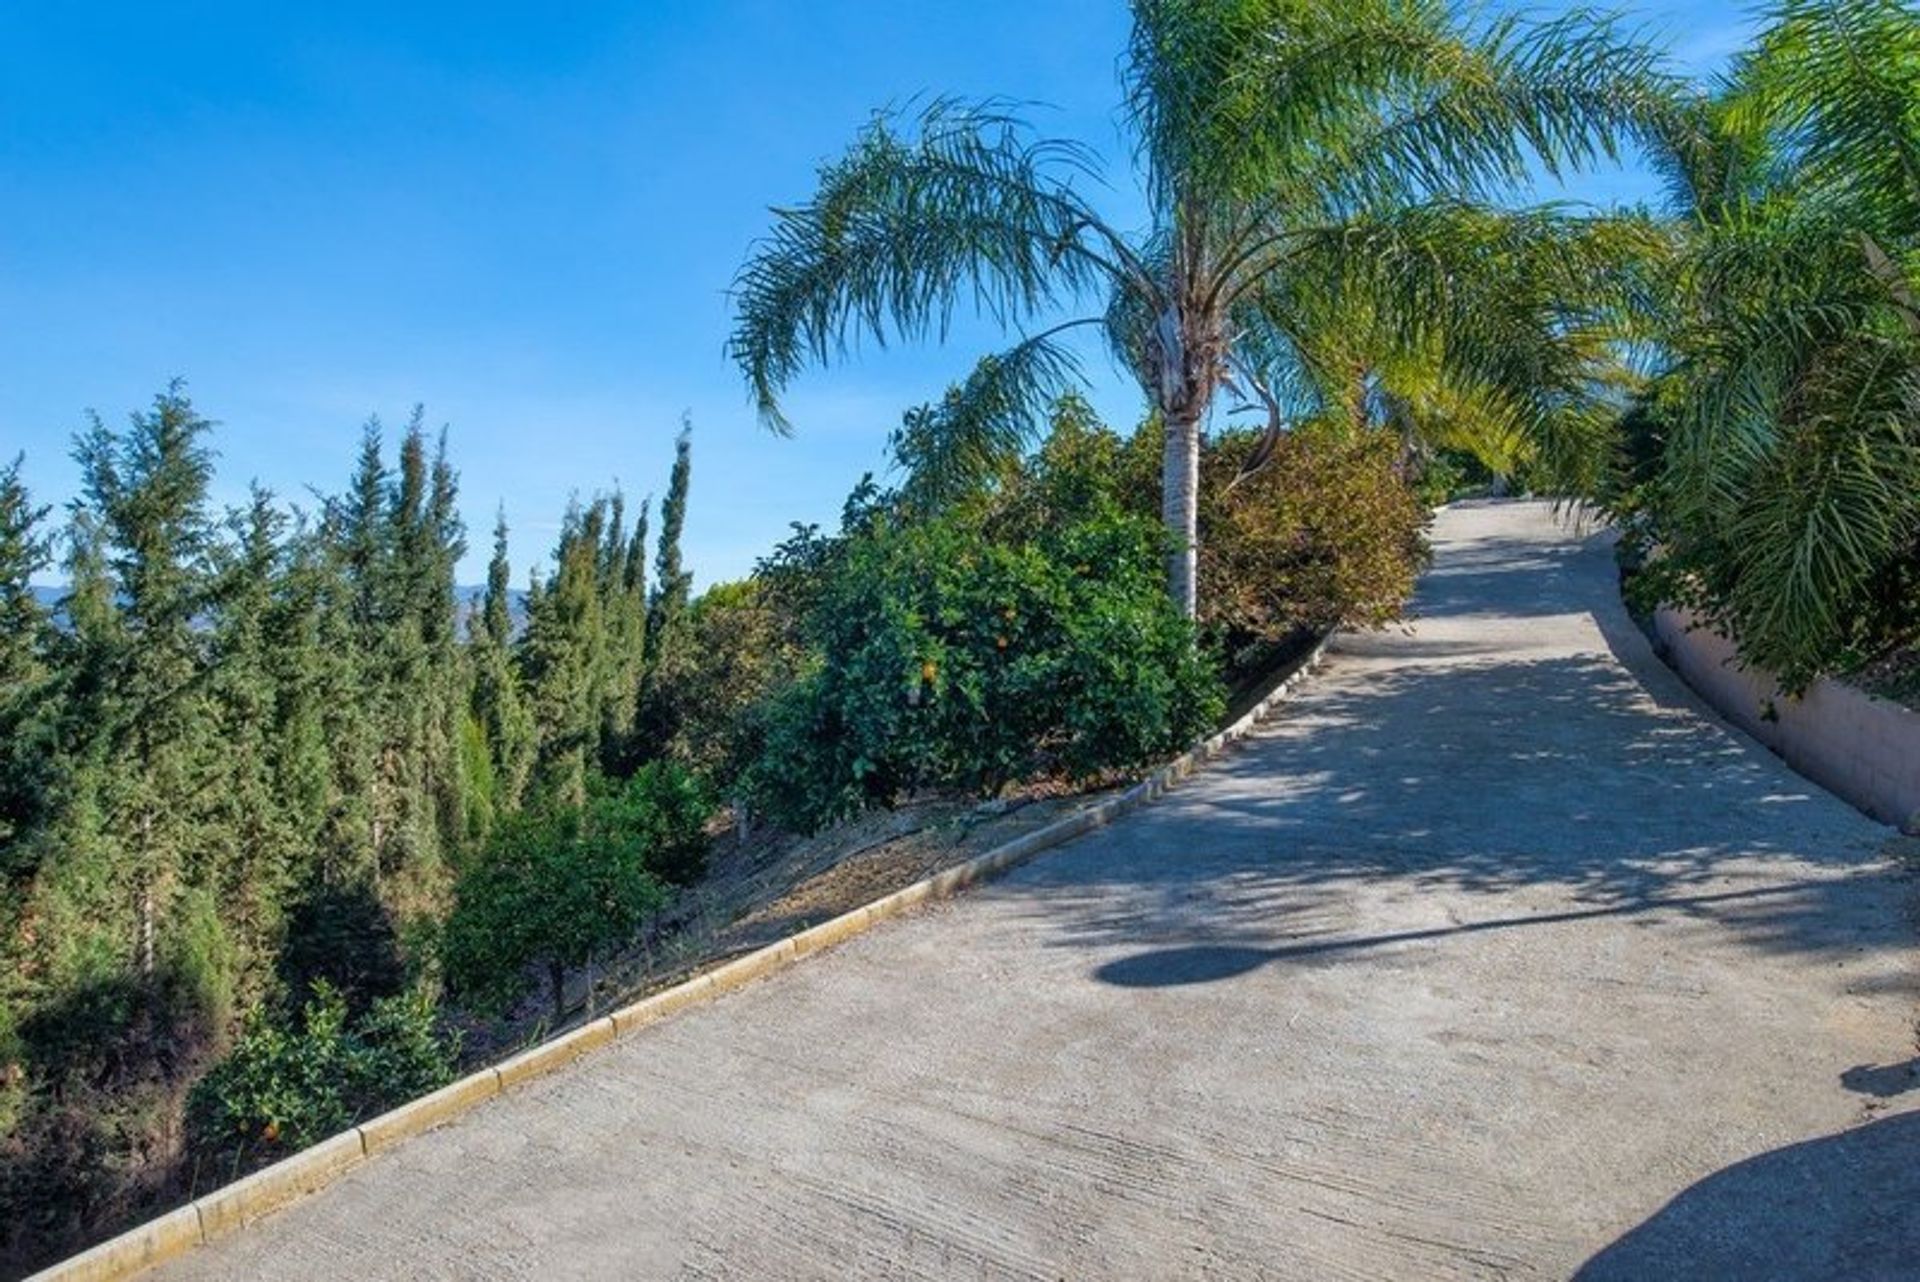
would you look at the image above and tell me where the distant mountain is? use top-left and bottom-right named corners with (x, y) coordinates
top-left (456, 585), bottom-right (531, 637)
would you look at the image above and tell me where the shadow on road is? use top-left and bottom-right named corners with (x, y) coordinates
top-left (1573, 1112), bottom-right (1920, 1281)
top-left (1008, 649), bottom-right (1903, 976)
top-left (1092, 881), bottom-right (1863, 988)
top-left (1841, 1058), bottom-right (1920, 1099)
top-left (996, 516), bottom-right (1911, 985)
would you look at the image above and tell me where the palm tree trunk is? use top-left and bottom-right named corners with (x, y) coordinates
top-left (1161, 408), bottom-right (1201, 619)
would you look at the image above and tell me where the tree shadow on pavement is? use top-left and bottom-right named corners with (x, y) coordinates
top-left (1406, 532), bottom-right (1599, 620)
top-left (1573, 1111), bottom-right (1920, 1281)
top-left (1841, 1058), bottom-right (1920, 1099)
top-left (998, 571), bottom-right (1912, 982)
top-left (1090, 879), bottom-right (1862, 988)
top-left (1007, 649), bottom-right (1905, 974)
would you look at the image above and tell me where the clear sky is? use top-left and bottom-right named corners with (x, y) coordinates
top-left (2, 1), bottom-right (1753, 588)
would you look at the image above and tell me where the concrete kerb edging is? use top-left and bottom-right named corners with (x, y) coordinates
top-left (30, 631), bottom-right (1335, 1282)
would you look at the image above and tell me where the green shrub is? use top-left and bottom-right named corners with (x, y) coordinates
top-left (187, 982), bottom-right (456, 1167)
top-left (592, 762), bottom-right (713, 887)
top-left (440, 772), bottom-right (701, 1019)
top-left (1194, 425), bottom-right (1432, 646)
top-left (159, 888), bottom-right (236, 1046)
top-left (993, 403), bottom-right (1431, 652)
top-left (747, 503), bottom-right (1222, 832)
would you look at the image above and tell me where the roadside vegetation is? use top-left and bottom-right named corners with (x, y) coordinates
top-left (0, 373), bottom-right (1426, 1270)
top-left (1593, 0), bottom-right (1920, 692)
top-left (6, 0), bottom-right (1917, 1273)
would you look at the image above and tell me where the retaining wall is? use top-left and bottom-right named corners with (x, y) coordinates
top-left (1653, 606), bottom-right (1920, 832)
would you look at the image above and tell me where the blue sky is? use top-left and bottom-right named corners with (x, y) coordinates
top-left (3, 1), bottom-right (1752, 588)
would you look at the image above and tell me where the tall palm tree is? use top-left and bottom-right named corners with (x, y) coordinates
top-left (729, 0), bottom-right (1677, 617)
top-left (1622, 0), bottom-right (1920, 686)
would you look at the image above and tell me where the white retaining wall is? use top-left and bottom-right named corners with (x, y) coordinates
top-left (1653, 607), bottom-right (1920, 832)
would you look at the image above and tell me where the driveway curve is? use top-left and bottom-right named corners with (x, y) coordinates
top-left (153, 500), bottom-right (1919, 1281)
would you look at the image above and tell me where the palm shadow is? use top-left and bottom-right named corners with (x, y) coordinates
top-left (1574, 1111), bottom-right (1920, 1281)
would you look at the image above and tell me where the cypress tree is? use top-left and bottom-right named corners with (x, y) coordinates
top-left (636, 423), bottom-right (692, 760)
top-left (646, 421), bottom-right (693, 668)
top-left (0, 456), bottom-right (52, 849)
top-left (332, 424), bottom-right (389, 880)
top-left (269, 518), bottom-right (350, 880)
top-left (67, 383), bottom-right (219, 982)
top-left (422, 428), bottom-right (467, 862)
top-left (472, 509), bottom-right (535, 819)
top-left (596, 491), bottom-right (644, 767)
top-left (342, 424), bottom-right (388, 635)
top-left (383, 417), bottom-right (434, 879)
top-left (203, 488), bottom-right (298, 973)
top-left (520, 500), bottom-right (607, 808)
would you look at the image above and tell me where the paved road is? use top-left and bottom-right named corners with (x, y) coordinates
top-left (156, 502), bottom-right (1919, 1281)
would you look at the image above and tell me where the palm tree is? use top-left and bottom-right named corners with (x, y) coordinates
top-left (1621, 0), bottom-right (1920, 686)
top-left (729, 0), bottom-right (1677, 617)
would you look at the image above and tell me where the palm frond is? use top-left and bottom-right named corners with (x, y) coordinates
top-left (1129, 0), bottom-right (1678, 220)
top-left (1719, 339), bottom-right (1920, 678)
top-left (1320, 6), bottom-right (1682, 210)
top-left (727, 99), bottom-right (1122, 433)
top-left (1735, 0), bottom-right (1920, 228)
top-left (888, 324), bottom-right (1097, 512)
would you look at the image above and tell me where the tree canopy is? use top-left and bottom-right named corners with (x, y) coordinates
top-left (730, 0), bottom-right (1681, 613)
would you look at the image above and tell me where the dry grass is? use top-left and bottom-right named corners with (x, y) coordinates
top-left (459, 779), bottom-right (1119, 1061)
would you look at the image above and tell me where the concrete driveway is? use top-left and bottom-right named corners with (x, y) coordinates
top-left (153, 500), bottom-right (1920, 1280)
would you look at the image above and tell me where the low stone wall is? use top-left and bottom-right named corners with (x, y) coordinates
top-left (1653, 607), bottom-right (1920, 832)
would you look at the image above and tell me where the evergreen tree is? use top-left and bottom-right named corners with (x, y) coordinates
top-left (421, 428), bottom-right (468, 864)
top-left (0, 455), bottom-right (52, 850)
top-left (341, 425), bottom-right (388, 636)
top-left (383, 417), bottom-right (436, 880)
top-left (636, 423), bottom-right (693, 759)
top-left (521, 499), bottom-right (609, 808)
top-left (595, 491), bottom-right (643, 764)
top-left (202, 488), bottom-right (300, 975)
top-left (471, 510), bottom-right (535, 822)
top-left (65, 383), bottom-right (219, 982)
top-left (603, 498), bottom-right (650, 774)
top-left (332, 414), bottom-right (465, 904)
top-left (331, 424), bottom-right (389, 880)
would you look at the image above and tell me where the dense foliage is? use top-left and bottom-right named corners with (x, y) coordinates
top-left (1598, 0), bottom-right (1920, 688)
top-left (991, 397), bottom-right (1433, 655)
top-left (750, 502), bottom-right (1223, 831)
top-left (0, 388), bottom-right (713, 1272)
top-left (748, 394), bottom-right (1432, 832)
top-left (442, 765), bottom-right (709, 1020)
top-left (187, 984), bottom-right (455, 1174)
top-left (1195, 424), bottom-right (1432, 645)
